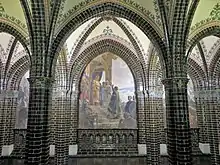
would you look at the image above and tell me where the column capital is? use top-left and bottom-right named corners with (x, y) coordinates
top-left (161, 77), bottom-right (189, 88)
top-left (28, 76), bottom-right (55, 88)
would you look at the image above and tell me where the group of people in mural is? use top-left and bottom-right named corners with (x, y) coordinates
top-left (79, 73), bottom-right (137, 129)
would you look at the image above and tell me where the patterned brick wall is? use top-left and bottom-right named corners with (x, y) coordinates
top-left (1, 1), bottom-right (220, 165)
top-left (0, 91), bottom-right (18, 146)
top-left (12, 128), bottom-right (203, 158)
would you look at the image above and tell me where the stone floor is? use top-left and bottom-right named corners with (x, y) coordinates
top-left (0, 156), bottom-right (212, 165)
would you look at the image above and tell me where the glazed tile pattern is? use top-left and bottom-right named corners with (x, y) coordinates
top-left (0, 1), bottom-right (220, 165)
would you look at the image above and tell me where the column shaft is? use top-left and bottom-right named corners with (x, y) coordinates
top-left (54, 90), bottom-right (71, 165)
top-left (25, 77), bottom-right (53, 165)
top-left (163, 78), bottom-right (192, 165)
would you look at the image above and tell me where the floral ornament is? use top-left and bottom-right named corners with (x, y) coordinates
top-left (0, 3), bottom-right (5, 13)
top-left (103, 26), bottom-right (113, 35)
top-left (210, 3), bottom-right (220, 20)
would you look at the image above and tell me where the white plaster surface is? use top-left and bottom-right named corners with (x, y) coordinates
top-left (1, 144), bottom-right (14, 156)
top-left (69, 145), bottom-right (78, 155)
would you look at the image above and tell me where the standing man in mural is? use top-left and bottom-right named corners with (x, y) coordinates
top-left (124, 96), bottom-right (136, 119)
top-left (108, 86), bottom-right (122, 119)
top-left (99, 82), bottom-right (105, 106)
top-left (124, 96), bottom-right (133, 113)
top-left (92, 75), bottom-right (100, 105)
top-left (103, 80), bottom-right (112, 108)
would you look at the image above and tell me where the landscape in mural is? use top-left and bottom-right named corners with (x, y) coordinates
top-left (79, 53), bottom-right (137, 129)
top-left (15, 72), bottom-right (29, 129)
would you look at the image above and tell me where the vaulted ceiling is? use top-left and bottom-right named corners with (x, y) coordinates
top-left (0, 0), bottom-right (219, 36)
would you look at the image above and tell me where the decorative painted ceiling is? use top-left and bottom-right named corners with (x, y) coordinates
top-left (0, 0), bottom-right (219, 39)
top-left (189, 0), bottom-right (220, 38)
top-left (62, 0), bottom-right (158, 22)
top-left (189, 35), bottom-right (220, 69)
top-left (0, 0), bottom-right (27, 36)
top-left (65, 17), bottom-right (150, 63)
top-left (0, 32), bottom-right (27, 67)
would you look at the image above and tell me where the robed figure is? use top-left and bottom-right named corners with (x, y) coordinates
top-left (108, 86), bottom-right (122, 119)
top-left (124, 96), bottom-right (136, 119)
top-left (92, 75), bottom-right (100, 105)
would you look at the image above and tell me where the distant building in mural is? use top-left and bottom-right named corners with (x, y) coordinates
top-left (79, 53), bottom-right (137, 129)
top-left (15, 72), bottom-right (29, 129)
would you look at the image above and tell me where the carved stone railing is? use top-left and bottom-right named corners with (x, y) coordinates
top-left (11, 128), bottom-right (201, 157)
top-left (77, 129), bottom-right (138, 155)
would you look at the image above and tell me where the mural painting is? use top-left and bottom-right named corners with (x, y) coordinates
top-left (79, 53), bottom-right (137, 129)
top-left (15, 72), bottom-right (29, 129)
top-left (187, 79), bottom-right (197, 128)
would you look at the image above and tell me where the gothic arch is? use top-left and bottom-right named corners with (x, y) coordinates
top-left (6, 55), bottom-right (30, 90)
top-left (66, 16), bottom-right (151, 85)
top-left (209, 48), bottom-right (220, 81)
top-left (187, 24), bottom-right (220, 56)
top-left (0, 23), bottom-right (30, 57)
top-left (69, 34), bottom-right (143, 89)
top-left (51, 2), bottom-right (166, 75)
top-left (188, 58), bottom-right (206, 87)
top-left (68, 38), bottom-right (146, 142)
top-left (70, 39), bottom-right (144, 92)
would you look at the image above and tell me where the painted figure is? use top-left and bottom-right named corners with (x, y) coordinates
top-left (80, 75), bottom-right (89, 101)
top-left (99, 82), bottom-right (105, 106)
top-left (92, 75), bottom-right (100, 105)
top-left (103, 81), bottom-right (112, 107)
top-left (108, 86), bottom-right (122, 119)
top-left (124, 96), bottom-right (136, 119)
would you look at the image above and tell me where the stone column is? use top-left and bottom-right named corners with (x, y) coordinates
top-left (25, 77), bottom-right (54, 165)
top-left (54, 89), bottom-right (71, 165)
top-left (147, 89), bottom-right (162, 165)
top-left (194, 88), bottom-right (209, 143)
top-left (206, 88), bottom-right (220, 165)
top-left (50, 87), bottom-right (57, 146)
top-left (0, 90), bottom-right (18, 156)
top-left (162, 77), bottom-right (192, 165)
top-left (136, 90), bottom-right (146, 144)
top-left (69, 91), bottom-right (78, 146)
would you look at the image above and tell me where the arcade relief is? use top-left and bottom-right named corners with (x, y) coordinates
top-left (79, 53), bottom-right (137, 129)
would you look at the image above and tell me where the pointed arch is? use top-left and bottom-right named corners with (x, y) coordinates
top-left (50, 2), bottom-right (166, 77)
top-left (187, 24), bottom-right (220, 56)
